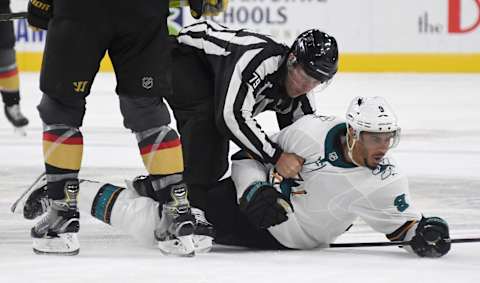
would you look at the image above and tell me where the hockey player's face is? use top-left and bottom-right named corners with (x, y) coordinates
top-left (285, 62), bottom-right (321, 98)
top-left (356, 132), bottom-right (395, 169)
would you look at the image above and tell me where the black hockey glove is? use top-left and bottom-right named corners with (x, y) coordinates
top-left (239, 182), bottom-right (293, 229)
top-left (410, 217), bottom-right (451, 258)
top-left (188, 0), bottom-right (228, 19)
top-left (188, 0), bottom-right (204, 19)
top-left (27, 0), bottom-right (53, 30)
top-left (202, 0), bottom-right (229, 17)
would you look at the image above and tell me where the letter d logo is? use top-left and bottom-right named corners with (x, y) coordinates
top-left (448, 0), bottom-right (480, 33)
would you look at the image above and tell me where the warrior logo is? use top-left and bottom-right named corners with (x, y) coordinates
top-left (73, 81), bottom-right (89, 93)
top-left (313, 114), bottom-right (335, 121)
top-left (303, 156), bottom-right (328, 173)
top-left (142, 77), bottom-right (154, 90)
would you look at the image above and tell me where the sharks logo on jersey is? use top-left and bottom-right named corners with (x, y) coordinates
top-left (372, 158), bottom-right (397, 180)
top-left (312, 114), bottom-right (336, 122)
top-left (303, 156), bottom-right (328, 173)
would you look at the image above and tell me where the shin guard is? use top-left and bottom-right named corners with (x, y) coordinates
top-left (136, 126), bottom-right (184, 176)
top-left (136, 126), bottom-right (185, 202)
top-left (42, 125), bottom-right (83, 200)
top-left (0, 49), bottom-right (20, 100)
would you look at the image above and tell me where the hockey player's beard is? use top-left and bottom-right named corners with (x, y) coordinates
top-left (366, 153), bottom-right (385, 169)
top-left (365, 158), bottom-right (377, 170)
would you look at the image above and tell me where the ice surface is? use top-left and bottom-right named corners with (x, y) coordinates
top-left (1, 73), bottom-right (479, 283)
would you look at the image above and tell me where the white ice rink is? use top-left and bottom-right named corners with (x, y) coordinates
top-left (1, 73), bottom-right (480, 283)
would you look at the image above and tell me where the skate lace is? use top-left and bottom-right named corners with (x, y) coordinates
top-left (40, 198), bottom-right (52, 214)
top-left (34, 203), bottom-right (63, 235)
top-left (49, 201), bottom-right (79, 234)
top-left (191, 208), bottom-right (211, 226)
top-left (34, 211), bottom-right (54, 234)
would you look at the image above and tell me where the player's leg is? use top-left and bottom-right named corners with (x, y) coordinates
top-left (131, 175), bottom-right (215, 252)
top-left (19, 177), bottom-right (158, 246)
top-left (117, 99), bottom-right (196, 255)
top-left (32, 6), bottom-right (111, 255)
top-left (78, 180), bottom-right (161, 246)
top-left (167, 45), bottom-right (230, 211)
top-left (0, 4), bottom-right (28, 131)
top-left (206, 178), bottom-right (287, 250)
top-left (19, 175), bottom-right (214, 253)
top-left (111, 3), bottom-right (195, 256)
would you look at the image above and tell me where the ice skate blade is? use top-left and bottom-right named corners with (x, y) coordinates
top-left (178, 234), bottom-right (195, 255)
top-left (33, 248), bottom-right (80, 256)
top-left (193, 235), bottom-right (213, 253)
top-left (157, 234), bottom-right (196, 257)
top-left (32, 233), bottom-right (80, 256)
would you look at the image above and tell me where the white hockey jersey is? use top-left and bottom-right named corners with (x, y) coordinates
top-left (232, 115), bottom-right (422, 249)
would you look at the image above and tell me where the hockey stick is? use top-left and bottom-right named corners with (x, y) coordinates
top-left (10, 172), bottom-right (46, 213)
top-left (0, 12), bottom-right (27, 22)
top-left (329, 237), bottom-right (480, 248)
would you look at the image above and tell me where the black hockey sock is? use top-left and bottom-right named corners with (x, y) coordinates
top-left (1, 90), bottom-right (20, 106)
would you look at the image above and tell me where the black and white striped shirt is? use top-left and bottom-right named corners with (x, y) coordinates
top-left (177, 21), bottom-right (316, 165)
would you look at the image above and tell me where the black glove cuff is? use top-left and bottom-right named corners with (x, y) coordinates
top-left (27, 14), bottom-right (50, 30)
top-left (27, 0), bottom-right (53, 30)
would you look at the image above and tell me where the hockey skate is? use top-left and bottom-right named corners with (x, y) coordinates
top-left (10, 173), bottom-right (47, 216)
top-left (31, 180), bottom-right (80, 256)
top-left (4, 104), bottom-right (29, 136)
top-left (11, 173), bottom-right (51, 219)
top-left (128, 176), bottom-right (215, 253)
top-left (155, 182), bottom-right (196, 257)
top-left (191, 207), bottom-right (215, 253)
top-left (24, 184), bottom-right (50, 220)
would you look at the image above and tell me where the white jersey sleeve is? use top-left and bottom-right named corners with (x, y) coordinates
top-left (78, 180), bottom-right (159, 246)
top-left (350, 173), bottom-right (422, 236)
top-left (231, 158), bottom-right (270, 202)
top-left (269, 115), bottom-right (325, 160)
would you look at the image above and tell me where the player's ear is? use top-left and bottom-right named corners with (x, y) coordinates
top-left (287, 53), bottom-right (297, 67)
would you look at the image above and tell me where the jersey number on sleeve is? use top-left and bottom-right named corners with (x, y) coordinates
top-left (394, 193), bottom-right (410, 212)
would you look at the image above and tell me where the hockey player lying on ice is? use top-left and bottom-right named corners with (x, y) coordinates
top-left (21, 96), bottom-right (451, 258)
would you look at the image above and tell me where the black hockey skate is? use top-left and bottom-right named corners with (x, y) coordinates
top-left (155, 182), bottom-right (196, 257)
top-left (22, 176), bottom-right (51, 220)
top-left (130, 175), bottom-right (214, 253)
top-left (10, 172), bottom-right (48, 216)
top-left (5, 104), bottom-right (29, 127)
top-left (191, 207), bottom-right (215, 253)
top-left (31, 180), bottom-right (80, 256)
